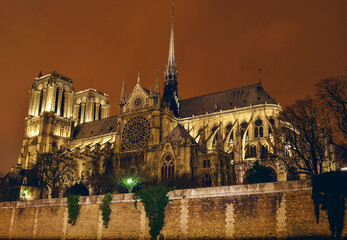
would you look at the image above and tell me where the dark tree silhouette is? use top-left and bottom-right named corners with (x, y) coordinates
top-left (312, 171), bottom-right (347, 239)
top-left (33, 149), bottom-right (77, 198)
top-left (316, 77), bottom-right (347, 170)
top-left (67, 183), bottom-right (89, 196)
top-left (275, 97), bottom-right (335, 177)
top-left (0, 178), bottom-right (19, 202)
top-left (316, 77), bottom-right (347, 145)
top-left (246, 161), bottom-right (276, 184)
top-left (84, 149), bottom-right (115, 195)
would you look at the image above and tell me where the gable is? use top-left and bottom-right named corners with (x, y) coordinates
top-left (161, 124), bottom-right (196, 145)
top-left (124, 83), bottom-right (150, 112)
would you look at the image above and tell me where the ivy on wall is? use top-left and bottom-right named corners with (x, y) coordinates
top-left (312, 171), bottom-right (347, 239)
top-left (101, 193), bottom-right (112, 228)
top-left (67, 195), bottom-right (80, 225)
top-left (133, 186), bottom-right (173, 240)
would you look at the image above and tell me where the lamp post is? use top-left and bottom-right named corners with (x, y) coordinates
top-left (122, 177), bottom-right (140, 193)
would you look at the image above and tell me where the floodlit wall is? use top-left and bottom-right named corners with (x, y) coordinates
top-left (0, 180), bottom-right (346, 240)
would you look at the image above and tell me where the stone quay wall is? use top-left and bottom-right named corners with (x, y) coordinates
top-left (0, 180), bottom-right (346, 239)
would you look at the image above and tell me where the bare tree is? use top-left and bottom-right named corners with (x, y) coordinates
top-left (316, 77), bottom-right (346, 153)
top-left (33, 148), bottom-right (77, 198)
top-left (275, 97), bottom-right (335, 177)
top-left (84, 148), bottom-right (114, 195)
top-left (315, 76), bottom-right (347, 170)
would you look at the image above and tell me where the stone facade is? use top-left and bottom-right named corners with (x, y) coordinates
top-left (0, 180), bottom-right (345, 239)
top-left (15, 8), bottom-right (287, 198)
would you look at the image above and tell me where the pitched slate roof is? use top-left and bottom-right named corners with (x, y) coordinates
top-left (161, 124), bottom-right (195, 144)
top-left (72, 115), bottom-right (118, 140)
top-left (179, 83), bottom-right (277, 118)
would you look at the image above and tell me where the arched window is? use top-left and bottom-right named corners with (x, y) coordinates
top-left (38, 90), bottom-right (43, 113)
top-left (262, 144), bottom-right (268, 154)
top-left (54, 87), bottom-right (59, 113)
top-left (254, 119), bottom-right (263, 138)
top-left (60, 90), bottom-right (65, 116)
top-left (240, 121), bottom-right (248, 139)
top-left (268, 118), bottom-right (275, 136)
top-left (98, 104), bottom-right (102, 119)
top-left (161, 154), bottom-right (174, 181)
top-left (78, 103), bottom-right (82, 123)
top-left (269, 118), bottom-right (275, 125)
top-left (93, 102), bottom-right (96, 121)
top-left (202, 174), bottom-right (212, 187)
top-left (225, 123), bottom-right (233, 142)
top-left (203, 159), bottom-right (211, 168)
top-left (250, 145), bottom-right (256, 156)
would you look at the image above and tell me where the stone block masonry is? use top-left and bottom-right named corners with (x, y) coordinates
top-left (0, 180), bottom-right (346, 239)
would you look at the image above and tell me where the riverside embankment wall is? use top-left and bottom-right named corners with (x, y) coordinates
top-left (0, 180), bottom-right (345, 239)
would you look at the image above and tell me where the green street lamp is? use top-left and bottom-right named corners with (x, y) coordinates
top-left (121, 176), bottom-right (141, 193)
top-left (22, 189), bottom-right (29, 200)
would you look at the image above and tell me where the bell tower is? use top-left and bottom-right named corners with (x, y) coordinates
top-left (19, 72), bottom-right (75, 169)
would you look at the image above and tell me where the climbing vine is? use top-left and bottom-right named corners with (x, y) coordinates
top-left (312, 171), bottom-right (347, 239)
top-left (67, 195), bottom-right (80, 226)
top-left (101, 193), bottom-right (112, 228)
top-left (133, 186), bottom-right (173, 240)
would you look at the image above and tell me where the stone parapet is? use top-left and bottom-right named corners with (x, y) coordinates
top-left (0, 180), bottom-right (345, 240)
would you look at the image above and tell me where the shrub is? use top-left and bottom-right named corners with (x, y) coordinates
top-left (133, 186), bottom-right (173, 240)
top-left (67, 195), bottom-right (80, 225)
top-left (246, 161), bottom-right (276, 184)
top-left (67, 183), bottom-right (89, 196)
top-left (101, 193), bottom-right (112, 228)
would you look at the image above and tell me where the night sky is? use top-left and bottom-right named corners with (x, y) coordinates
top-left (0, 0), bottom-right (346, 173)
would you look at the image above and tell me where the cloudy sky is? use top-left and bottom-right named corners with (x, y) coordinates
top-left (0, 0), bottom-right (346, 173)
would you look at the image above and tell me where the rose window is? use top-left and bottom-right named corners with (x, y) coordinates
top-left (134, 98), bottom-right (142, 106)
top-left (131, 95), bottom-right (144, 110)
top-left (121, 117), bottom-right (150, 150)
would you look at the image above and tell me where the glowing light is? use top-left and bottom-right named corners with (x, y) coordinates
top-left (126, 178), bottom-right (133, 185)
top-left (27, 129), bottom-right (39, 137)
top-left (22, 189), bottom-right (30, 200)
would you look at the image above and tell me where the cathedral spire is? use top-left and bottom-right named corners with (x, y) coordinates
top-left (162, 3), bottom-right (179, 117)
top-left (120, 79), bottom-right (126, 104)
top-left (164, 3), bottom-right (178, 82)
top-left (137, 72), bottom-right (141, 83)
top-left (154, 69), bottom-right (160, 95)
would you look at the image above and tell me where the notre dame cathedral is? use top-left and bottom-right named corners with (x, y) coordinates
top-left (15, 9), bottom-right (285, 199)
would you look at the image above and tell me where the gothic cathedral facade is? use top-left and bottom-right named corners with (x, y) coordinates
top-left (17, 10), bottom-right (284, 197)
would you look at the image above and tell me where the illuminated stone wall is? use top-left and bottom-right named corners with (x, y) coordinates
top-left (0, 181), bottom-right (345, 239)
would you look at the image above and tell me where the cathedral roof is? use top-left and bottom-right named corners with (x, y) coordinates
top-left (161, 124), bottom-right (195, 144)
top-left (72, 115), bottom-right (118, 140)
top-left (76, 88), bottom-right (109, 97)
top-left (35, 71), bottom-right (73, 83)
top-left (179, 83), bottom-right (277, 118)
